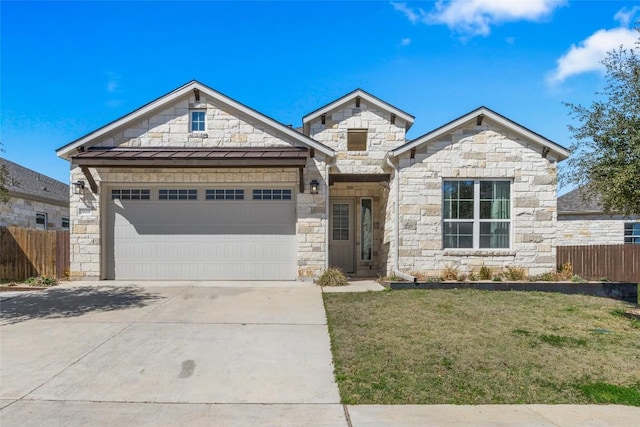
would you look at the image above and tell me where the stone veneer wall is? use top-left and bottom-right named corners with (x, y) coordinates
top-left (94, 93), bottom-right (302, 149)
top-left (69, 158), bottom-right (327, 280)
top-left (308, 100), bottom-right (406, 174)
top-left (0, 195), bottom-right (69, 230)
top-left (557, 214), bottom-right (639, 245)
top-left (328, 182), bottom-right (389, 276)
top-left (395, 120), bottom-right (559, 277)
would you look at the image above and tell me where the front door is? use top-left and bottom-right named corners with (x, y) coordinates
top-left (329, 198), bottom-right (354, 273)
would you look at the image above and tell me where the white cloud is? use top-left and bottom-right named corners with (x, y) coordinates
top-left (106, 72), bottom-right (121, 93)
top-left (400, 37), bottom-right (412, 46)
top-left (614, 6), bottom-right (640, 27)
top-left (391, 0), bottom-right (566, 37)
top-left (548, 25), bottom-right (638, 84)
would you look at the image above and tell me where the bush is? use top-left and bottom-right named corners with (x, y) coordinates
top-left (440, 265), bottom-right (459, 281)
top-left (479, 265), bottom-right (492, 280)
top-left (556, 262), bottom-right (573, 280)
top-left (24, 276), bottom-right (58, 287)
top-left (503, 266), bottom-right (526, 281)
top-left (534, 271), bottom-right (556, 281)
top-left (317, 267), bottom-right (348, 287)
top-left (571, 274), bottom-right (587, 283)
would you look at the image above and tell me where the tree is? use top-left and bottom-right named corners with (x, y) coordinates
top-left (0, 142), bottom-right (9, 204)
top-left (564, 32), bottom-right (640, 216)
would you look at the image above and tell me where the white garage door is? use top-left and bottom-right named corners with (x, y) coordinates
top-left (105, 187), bottom-right (297, 280)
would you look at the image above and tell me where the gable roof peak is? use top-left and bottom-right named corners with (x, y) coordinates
top-left (302, 88), bottom-right (415, 130)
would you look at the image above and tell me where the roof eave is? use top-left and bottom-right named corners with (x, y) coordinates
top-left (302, 89), bottom-right (415, 130)
top-left (389, 107), bottom-right (570, 161)
top-left (57, 81), bottom-right (336, 160)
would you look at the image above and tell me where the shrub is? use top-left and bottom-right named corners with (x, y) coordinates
top-left (317, 267), bottom-right (348, 287)
top-left (409, 271), bottom-right (429, 282)
top-left (479, 265), bottom-right (492, 280)
top-left (440, 265), bottom-right (459, 281)
top-left (556, 262), bottom-right (573, 280)
top-left (534, 271), bottom-right (555, 281)
top-left (492, 275), bottom-right (502, 282)
top-left (571, 274), bottom-right (587, 283)
top-left (503, 266), bottom-right (526, 281)
top-left (24, 276), bottom-right (58, 287)
top-left (467, 272), bottom-right (478, 281)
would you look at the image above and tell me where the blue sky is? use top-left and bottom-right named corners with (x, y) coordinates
top-left (1, 1), bottom-right (638, 193)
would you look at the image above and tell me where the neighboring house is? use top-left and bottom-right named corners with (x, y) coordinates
top-left (56, 81), bottom-right (569, 281)
top-left (0, 158), bottom-right (70, 230)
top-left (557, 187), bottom-right (640, 245)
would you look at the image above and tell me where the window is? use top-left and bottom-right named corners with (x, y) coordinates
top-left (206, 189), bottom-right (244, 200)
top-left (36, 212), bottom-right (47, 230)
top-left (62, 217), bottom-right (70, 230)
top-left (332, 203), bottom-right (350, 241)
top-left (443, 180), bottom-right (511, 249)
top-left (253, 189), bottom-right (292, 200)
top-left (347, 129), bottom-right (367, 151)
top-left (361, 198), bottom-right (373, 261)
top-left (159, 189), bottom-right (198, 200)
top-left (111, 189), bottom-right (151, 200)
top-left (625, 222), bottom-right (640, 244)
top-left (190, 110), bottom-right (206, 132)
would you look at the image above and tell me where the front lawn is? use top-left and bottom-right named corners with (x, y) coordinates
top-left (323, 289), bottom-right (640, 405)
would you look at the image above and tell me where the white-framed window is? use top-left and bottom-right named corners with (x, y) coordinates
top-left (347, 129), bottom-right (367, 151)
top-left (442, 180), bottom-right (511, 249)
top-left (624, 222), bottom-right (640, 244)
top-left (36, 212), bottom-right (47, 230)
top-left (159, 189), bottom-right (198, 200)
top-left (61, 217), bottom-right (70, 230)
top-left (190, 110), bottom-right (206, 132)
top-left (111, 189), bottom-right (151, 200)
top-left (360, 198), bottom-right (373, 261)
top-left (253, 189), bottom-right (292, 200)
top-left (206, 189), bottom-right (244, 200)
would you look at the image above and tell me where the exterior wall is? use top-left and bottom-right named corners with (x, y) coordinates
top-left (328, 182), bottom-right (389, 276)
top-left (395, 119), bottom-right (559, 277)
top-left (557, 214), bottom-right (639, 245)
top-left (93, 93), bottom-right (302, 149)
top-left (0, 195), bottom-right (69, 230)
top-left (308, 100), bottom-right (406, 174)
top-left (69, 159), bottom-right (327, 280)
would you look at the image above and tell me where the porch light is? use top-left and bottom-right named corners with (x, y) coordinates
top-left (72, 180), bottom-right (85, 195)
top-left (310, 179), bottom-right (320, 195)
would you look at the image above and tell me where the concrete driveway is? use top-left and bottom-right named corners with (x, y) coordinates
top-left (0, 281), bottom-right (346, 426)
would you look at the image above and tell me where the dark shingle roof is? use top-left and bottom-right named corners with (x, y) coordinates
top-left (1, 158), bottom-right (69, 205)
top-left (558, 187), bottom-right (604, 214)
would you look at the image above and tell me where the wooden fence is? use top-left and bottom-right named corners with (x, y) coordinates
top-left (557, 245), bottom-right (640, 283)
top-left (0, 226), bottom-right (70, 281)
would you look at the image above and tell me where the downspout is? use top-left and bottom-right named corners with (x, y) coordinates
top-left (386, 156), bottom-right (400, 274)
top-left (325, 156), bottom-right (337, 269)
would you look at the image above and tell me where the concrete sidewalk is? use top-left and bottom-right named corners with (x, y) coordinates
top-left (1, 281), bottom-right (638, 426)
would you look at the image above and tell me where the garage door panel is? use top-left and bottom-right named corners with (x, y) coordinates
top-left (107, 192), bottom-right (297, 280)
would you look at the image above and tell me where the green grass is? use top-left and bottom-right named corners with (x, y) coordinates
top-left (323, 289), bottom-right (640, 405)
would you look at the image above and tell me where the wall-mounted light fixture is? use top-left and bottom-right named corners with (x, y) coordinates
top-left (310, 179), bottom-right (320, 195)
top-left (72, 180), bottom-right (85, 195)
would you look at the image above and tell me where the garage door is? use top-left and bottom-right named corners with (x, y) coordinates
top-left (105, 187), bottom-right (297, 280)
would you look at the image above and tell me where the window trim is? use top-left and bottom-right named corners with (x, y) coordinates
top-left (347, 128), bottom-right (367, 151)
top-left (442, 179), bottom-right (512, 250)
top-left (36, 212), bottom-right (48, 230)
top-left (190, 110), bottom-right (206, 133)
top-left (624, 222), bottom-right (640, 244)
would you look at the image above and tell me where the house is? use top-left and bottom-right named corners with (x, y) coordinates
top-left (557, 187), bottom-right (640, 245)
top-left (56, 81), bottom-right (569, 281)
top-left (0, 158), bottom-right (69, 230)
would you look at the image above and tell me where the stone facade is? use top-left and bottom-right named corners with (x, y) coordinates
top-left (394, 119), bottom-right (559, 277)
top-left (307, 99), bottom-right (407, 174)
top-left (94, 94), bottom-right (297, 150)
top-left (557, 214), bottom-right (639, 245)
top-left (0, 195), bottom-right (69, 230)
top-left (60, 82), bottom-right (569, 281)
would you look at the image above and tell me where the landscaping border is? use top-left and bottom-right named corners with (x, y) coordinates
top-left (390, 281), bottom-right (638, 303)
